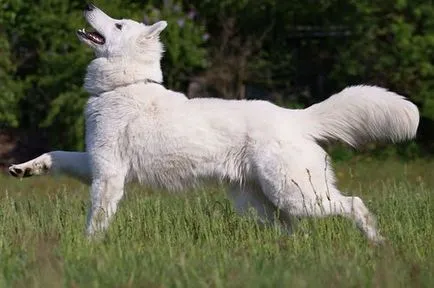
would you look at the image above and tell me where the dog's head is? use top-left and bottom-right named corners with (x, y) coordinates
top-left (77, 3), bottom-right (167, 62)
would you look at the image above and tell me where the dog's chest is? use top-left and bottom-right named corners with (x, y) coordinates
top-left (84, 94), bottom-right (173, 150)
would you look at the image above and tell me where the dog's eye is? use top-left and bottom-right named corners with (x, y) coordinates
top-left (115, 23), bottom-right (123, 30)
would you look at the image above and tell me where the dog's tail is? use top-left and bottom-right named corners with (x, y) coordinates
top-left (303, 85), bottom-right (419, 148)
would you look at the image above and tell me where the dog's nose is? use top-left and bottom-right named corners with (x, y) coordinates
top-left (85, 3), bottom-right (95, 11)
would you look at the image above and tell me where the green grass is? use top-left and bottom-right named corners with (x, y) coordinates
top-left (0, 159), bottom-right (433, 287)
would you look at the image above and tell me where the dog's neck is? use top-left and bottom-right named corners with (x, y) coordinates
top-left (84, 57), bottom-right (163, 95)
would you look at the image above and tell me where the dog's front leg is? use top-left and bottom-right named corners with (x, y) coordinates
top-left (8, 151), bottom-right (91, 184)
top-left (86, 161), bottom-right (127, 237)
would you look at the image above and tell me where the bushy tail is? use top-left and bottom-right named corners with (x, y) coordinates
top-left (304, 85), bottom-right (419, 147)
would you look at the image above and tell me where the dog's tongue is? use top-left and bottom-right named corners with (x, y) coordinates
top-left (87, 31), bottom-right (105, 44)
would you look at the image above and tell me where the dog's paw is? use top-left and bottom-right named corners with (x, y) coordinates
top-left (8, 165), bottom-right (33, 178)
top-left (370, 234), bottom-right (386, 246)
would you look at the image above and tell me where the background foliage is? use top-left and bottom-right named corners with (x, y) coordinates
top-left (0, 0), bottom-right (433, 153)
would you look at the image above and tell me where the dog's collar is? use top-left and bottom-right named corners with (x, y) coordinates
top-left (143, 79), bottom-right (161, 85)
top-left (96, 78), bottom-right (162, 94)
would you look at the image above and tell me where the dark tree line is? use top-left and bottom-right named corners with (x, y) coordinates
top-left (1, 0), bottom-right (433, 154)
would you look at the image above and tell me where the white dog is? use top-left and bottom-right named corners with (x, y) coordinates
top-left (9, 4), bottom-right (419, 242)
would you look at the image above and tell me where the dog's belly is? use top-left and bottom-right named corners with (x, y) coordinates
top-left (123, 124), bottom-right (253, 190)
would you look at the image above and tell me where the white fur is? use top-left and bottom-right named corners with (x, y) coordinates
top-left (9, 5), bottom-right (420, 242)
top-left (9, 151), bottom-right (91, 183)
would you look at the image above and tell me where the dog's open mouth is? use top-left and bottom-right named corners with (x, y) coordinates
top-left (77, 28), bottom-right (105, 45)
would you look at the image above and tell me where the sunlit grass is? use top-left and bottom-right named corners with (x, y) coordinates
top-left (0, 159), bottom-right (433, 287)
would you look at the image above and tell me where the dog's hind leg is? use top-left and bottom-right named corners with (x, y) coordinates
top-left (261, 180), bottom-right (383, 242)
top-left (339, 194), bottom-right (383, 243)
top-left (256, 151), bottom-right (383, 243)
top-left (227, 183), bottom-right (293, 234)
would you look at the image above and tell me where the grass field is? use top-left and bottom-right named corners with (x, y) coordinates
top-left (0, 158), bottom-right (433, 287)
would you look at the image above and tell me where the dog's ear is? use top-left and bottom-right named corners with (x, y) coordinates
top-left (136, 21), bottom-right (167, 51)
top-left (145, 21), bottom-right (167, 39)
